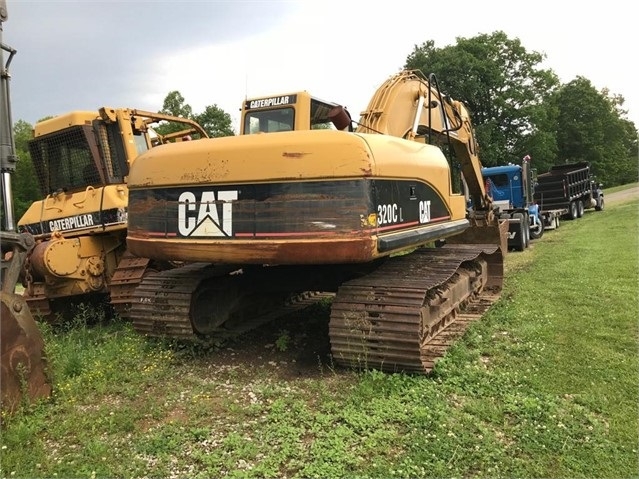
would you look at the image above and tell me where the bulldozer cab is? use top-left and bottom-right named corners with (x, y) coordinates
top-left (240, 91), bottom-right (347, 134)
top-left (29, 112), bottom-right (134, 195)
top-left (19, 109), bottom-right (209, 239)
top-left (28, 108), bottom-right (208, 197)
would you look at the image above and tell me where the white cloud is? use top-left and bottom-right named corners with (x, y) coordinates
top-left (151, 0), bottom-right (637, 133)
top-left (7, 0), bottom-right (637, 133)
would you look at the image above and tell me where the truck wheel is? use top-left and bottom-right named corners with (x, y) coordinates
top-left (577, 200), bottom-right (584, 218)
top-left (512, 213), bottom-right (526, 251)
top-left (530, 218), bottom-right (544, 240)
top-left (595, 197), bottom-right (604, 211)
top-left (569, 201), bottom-right (578, 220)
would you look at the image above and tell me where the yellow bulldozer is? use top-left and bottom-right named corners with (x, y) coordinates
top-left (17, 108), bottom-right (208, 321)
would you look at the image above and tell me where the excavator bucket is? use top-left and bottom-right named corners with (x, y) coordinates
top-left (1, 292), bottom-right (52, 415)
top-left (1, 232), bottom-right (52, 415)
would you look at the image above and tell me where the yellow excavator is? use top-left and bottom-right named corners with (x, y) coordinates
top-left (125, 70), bottom-right (508, 373)
top-left (17, 107), bottom-right (208, 321)
top-left (1, 0), bottom-right (51, 414)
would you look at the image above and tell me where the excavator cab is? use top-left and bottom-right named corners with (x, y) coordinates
top-left (240, 91), bottom-right (347, 134)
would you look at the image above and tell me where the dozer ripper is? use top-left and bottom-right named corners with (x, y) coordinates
top-left (125, 70), bottom-right (508, 374)
top-left (1, 0), bottom-right (51, 414)
top-left (17, 107), bottom-right (208, 321)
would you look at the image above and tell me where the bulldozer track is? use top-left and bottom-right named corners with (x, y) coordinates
top-left (108, 251), bottom-right (152, 319)
top-left (23, 284), bottom-right (52, 321)
top-left (22, 251), bottom-right (152, 323)
top-left (329, 244), bottom-right (502, 374)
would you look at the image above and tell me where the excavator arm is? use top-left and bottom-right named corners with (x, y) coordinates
top-left (356, 70), bottom-right (492, 212)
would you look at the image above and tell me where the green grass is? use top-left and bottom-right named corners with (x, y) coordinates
top-left (1, 197), bottom-right (637, 478)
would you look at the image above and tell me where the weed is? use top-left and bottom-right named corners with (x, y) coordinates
top-left (274, 329), bottom-right (291, 352)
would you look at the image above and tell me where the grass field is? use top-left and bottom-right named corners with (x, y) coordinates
top-left (1, 193), bottom-right (637, 478)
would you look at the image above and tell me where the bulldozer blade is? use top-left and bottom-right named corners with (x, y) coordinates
top-left (1, 291), bottom-right (51, 415)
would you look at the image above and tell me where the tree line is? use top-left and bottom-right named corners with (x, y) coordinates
top-left (404, 31), bottom-right (637, 185)
top-left (5, 30), bottom-right (637, 222)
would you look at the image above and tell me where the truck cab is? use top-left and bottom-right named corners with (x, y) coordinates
top-left (482, 158), bottom-right (544, 251)
top-left (482, 164), bottom-right (528, 212)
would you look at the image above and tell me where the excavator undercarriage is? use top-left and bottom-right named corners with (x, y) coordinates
top-left (125, 217), bottom-right (506, 374)
top-left (330, 243), bottom-right (503, 373)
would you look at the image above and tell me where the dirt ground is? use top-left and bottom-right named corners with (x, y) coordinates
top-left (188, 301), bottom-right (338, 380)
top-left (605, 185), bottom-right (639, 205)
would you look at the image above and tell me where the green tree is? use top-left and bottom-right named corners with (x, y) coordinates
top-left (157, 91), bottom-right (234, 138)
top-left (6, 120), bottom-right (39, 222)
top-left (160, 91), bottom-right (193, 119)
top-left (405, 31), bottom-right (560, 167)
top-left (195, 105), bottom-right (235, 138)
top-left (549, 77), bottom-right (638, 186)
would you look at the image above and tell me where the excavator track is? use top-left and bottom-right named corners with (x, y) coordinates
top-left (329, 244), bottom-right (503, 374)
top-left (129, 263), bottom-right (335, 341)
top-left (129, 263), bottom-right (222, 339)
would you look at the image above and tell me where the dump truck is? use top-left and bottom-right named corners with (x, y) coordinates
top-left (482, 155), bottom-right (542, 251)
top-left (123, 70), bottom-right (508, 374)
top-left (533, 161), bottom-right (604, 228)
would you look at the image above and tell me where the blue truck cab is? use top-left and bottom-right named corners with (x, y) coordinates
top-left (481, 158), bottom-right (544, 251)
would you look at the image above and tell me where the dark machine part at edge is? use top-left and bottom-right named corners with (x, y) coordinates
top-left (1, 0), bottom-right (52, 415)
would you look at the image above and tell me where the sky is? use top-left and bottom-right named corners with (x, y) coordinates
top-left (4, 0), bottom-right (638, 134)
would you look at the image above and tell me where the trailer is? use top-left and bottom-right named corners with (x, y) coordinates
top-left (533, 161), bottom-right (604, 228)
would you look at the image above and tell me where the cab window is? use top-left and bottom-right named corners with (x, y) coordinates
top-left (487, 174), bottom-right (510, 187)
top-left (310, 98), bottom-right (337, 130)
top-left (244, 108), bottom-right (294, 134)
